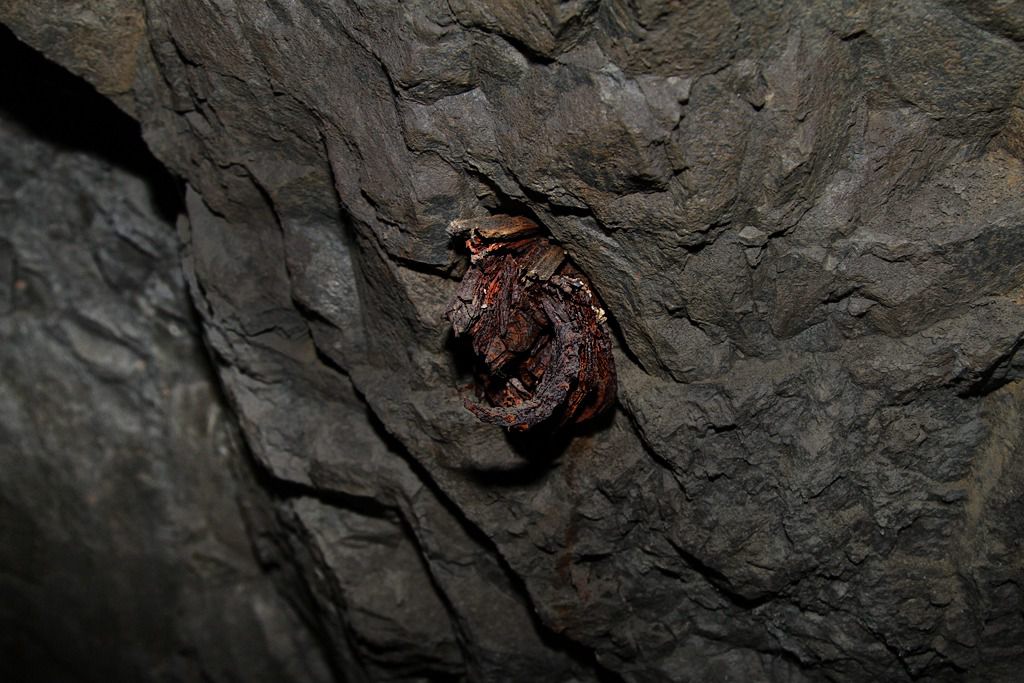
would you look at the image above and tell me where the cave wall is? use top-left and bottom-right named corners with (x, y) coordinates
top-left (0, 32), bottom-right (333, 683)
top-left (2, 1), bottom-right (1024, 681)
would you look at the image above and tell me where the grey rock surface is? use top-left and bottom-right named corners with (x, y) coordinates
top-left (0, 34), bottom-right (332, 683)
top-left (2, 1), bottom-right (1024, 681)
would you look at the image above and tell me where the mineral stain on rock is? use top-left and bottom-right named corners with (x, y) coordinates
top-left (445, 214), bottom-right (616, 431)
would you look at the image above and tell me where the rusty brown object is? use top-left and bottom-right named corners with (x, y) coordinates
top-left (445, 215), bottom-right (617, 431)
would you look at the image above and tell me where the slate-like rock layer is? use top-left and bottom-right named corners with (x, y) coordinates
top-left (0, 33), bottom-right (332, 683)
top-left (2, 2), bottom-right (1023, 681)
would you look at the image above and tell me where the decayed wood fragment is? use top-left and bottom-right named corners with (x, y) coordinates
top-left (445, 214), bottom-right (616, 431)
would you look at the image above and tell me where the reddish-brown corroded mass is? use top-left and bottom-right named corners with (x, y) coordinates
top-left (445, 215), bottom-right (617, 431)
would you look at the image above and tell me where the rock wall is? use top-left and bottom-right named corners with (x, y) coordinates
top-left (2, 2), bottom-right (1023, 681)
top-left (0, 31), bottom-right (332, 682)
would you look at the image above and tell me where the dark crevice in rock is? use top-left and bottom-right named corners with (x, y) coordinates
top-left (224, 433), bottom-right (353, 683)
top-left (245, 453), bottom-right (400, 521)
top-left (667, 538), bottom-right (778, 611)
top-left (0, 24), bottom-right (182, 221)
top-left (957, 336), bottom-right (1024, 398)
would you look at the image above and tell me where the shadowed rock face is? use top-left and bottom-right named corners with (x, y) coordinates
top-left (0, 31), bottom-right (333, 683)
top-left (2, 2), bottom-right (1023, 681)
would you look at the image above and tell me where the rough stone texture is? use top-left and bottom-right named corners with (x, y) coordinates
top-left (0, 34), bottom-right (332, 683)
top-left (2, 2), bottom-right (1024, 681)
